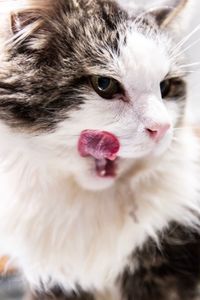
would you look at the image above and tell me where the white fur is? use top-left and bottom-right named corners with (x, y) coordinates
top-left (0, 3), bottom-right (199, 299)
top-left (0, 124), bottom-right (199, 294)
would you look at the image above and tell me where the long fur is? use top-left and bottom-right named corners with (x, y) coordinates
top-left (0, 0), bottom-right (199, 299)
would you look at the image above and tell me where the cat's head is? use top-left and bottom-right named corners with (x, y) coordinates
top-left (0, 0), bottom-right (192, 190)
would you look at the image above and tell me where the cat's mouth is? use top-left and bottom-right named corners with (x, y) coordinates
top-left (78, 130), bottom-right (120, 178)
top-left (95, 157), bottom-right (118, 177)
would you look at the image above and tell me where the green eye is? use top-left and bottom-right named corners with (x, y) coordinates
top-left (90, 76), bottom-right (121, 99)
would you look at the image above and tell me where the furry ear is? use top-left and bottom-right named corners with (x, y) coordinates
top-left (151, 0), bottom-right (193, 32)
top-left (11, 10), bottom-right (41, 34)
top-left (9, 10), bottom-right (48, 51)
top-left (2, 0), bottom-right (48, 34)
top-left (7, 1), bottom-right (54, 51)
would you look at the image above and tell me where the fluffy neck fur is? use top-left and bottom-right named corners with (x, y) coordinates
top-left (0, 125), bottom-right (199, 292)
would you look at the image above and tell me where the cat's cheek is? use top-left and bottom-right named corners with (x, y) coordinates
top-left (164, 101), bottom-right (183, 127)
top-left (150, 130), bottom-right (173, 157)
top-left (117, 127), bottom-right (173, 160)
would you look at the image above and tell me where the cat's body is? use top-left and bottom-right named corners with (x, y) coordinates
top-left (0, 0), bottom-right (199, 299)
top-left (28, 224), bottom-right (200, 300)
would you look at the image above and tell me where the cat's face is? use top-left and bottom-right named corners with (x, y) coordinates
top-left (0, 0), bottom-right (188, 190)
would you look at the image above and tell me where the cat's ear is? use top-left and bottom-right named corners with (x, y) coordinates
top-left (151, 0), bottom-right (193, 32)
top-left (9, 0), bottom-right (49, 33)
top-left (10, 10), bottom-right (42, 35)
top-left (8, 1), bottom-right (52, 51)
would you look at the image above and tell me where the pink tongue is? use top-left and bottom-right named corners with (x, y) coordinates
top-left (78, 130), bottom-right (120, 160)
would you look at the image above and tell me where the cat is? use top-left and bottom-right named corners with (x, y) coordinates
top-left (0, 0), bottom-right (200, 299)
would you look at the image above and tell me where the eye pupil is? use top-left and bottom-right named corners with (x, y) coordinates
top-left (160, 80), bottom-right (170, 98)
top-left (98, 77), bottom-right (111, 91)
top-left (90, 75), bottom-right (123, 100)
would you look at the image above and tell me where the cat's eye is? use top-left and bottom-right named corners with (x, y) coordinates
top-left (160, 78), bottom-right (185, 100)
top-left (160, 79), bottom-right (171, 99)
top-left (90, 76), bottom-right (122, 99)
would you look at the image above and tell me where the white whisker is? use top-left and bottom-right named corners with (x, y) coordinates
top-left (171, 37), bottom-right (200, 61)
top-left (171, 23), bottom-right (200, 54)
top-left (179, 62), bottom-right (200, 68)
top-left (170, 70), bottom-right (200, 78)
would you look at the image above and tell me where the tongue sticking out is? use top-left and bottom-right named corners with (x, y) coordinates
top-left (78, 130), bottom-right (120, 160)
top-left (78, 130), bottom-right (120, 177)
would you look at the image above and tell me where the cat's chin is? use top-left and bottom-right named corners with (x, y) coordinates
top-left (75, 172), bottom-right (116, 191)
top-left (72, 154), bottom-right (120, 191)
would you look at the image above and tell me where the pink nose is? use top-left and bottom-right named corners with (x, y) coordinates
top-left (146, 123), bottom-right (171, 142)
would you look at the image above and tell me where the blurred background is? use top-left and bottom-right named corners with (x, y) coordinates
top-left (184, 1), bottom-right (200, 123)
top-left (0, 0), bottom-right (200, 299)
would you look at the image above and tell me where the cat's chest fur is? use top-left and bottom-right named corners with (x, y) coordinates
top-left (0, 130), bottom-right (198, 292)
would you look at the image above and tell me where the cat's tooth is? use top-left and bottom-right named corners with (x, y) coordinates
top-left (100, 169), bottom-right (106, 177)
top-left (96, 158), bottom-right (106, 168)
top-left (96, 158), bottom-right (107, 177)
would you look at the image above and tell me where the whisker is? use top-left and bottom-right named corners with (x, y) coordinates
top-left (171, 23), bottom-right (200, 54)
top-left (179, 62), bottom-right (200, 69)
top-left (171, 37), bottom-right (200, 60)
top-left (170, 70), bottom-right (200, 78)
top-left (182, 70), bottom-right (200, 74)
top-left (172, 126), bottom-right (200, 133)
top-left (166, 72), bottom-right (186, 79)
